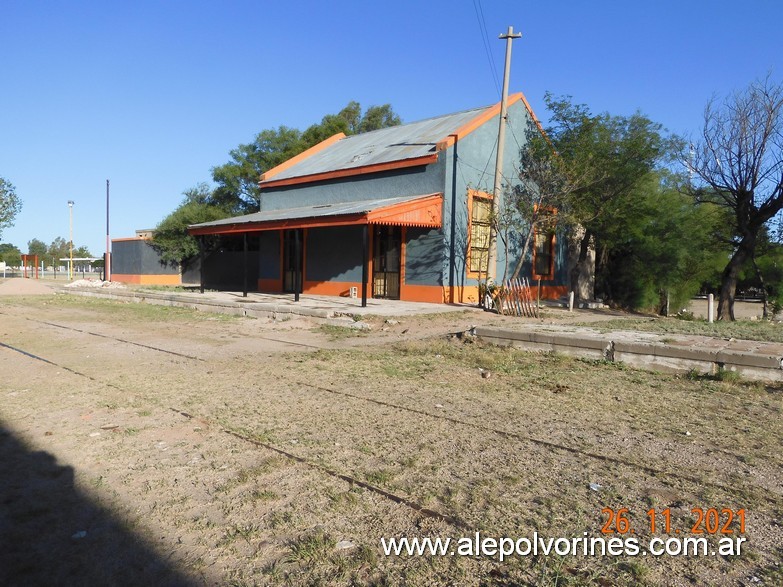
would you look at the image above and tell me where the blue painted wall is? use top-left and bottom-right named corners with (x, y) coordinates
top-left (439, 99), bottom-right (566, 291)
top-left (257, 231), bottom-right (280, 279)
top-left (405, 227), bottom-right (443, 286)
top-left (244, 98), bottom-right (570, 296)
top-left (306, 226), bottom-right (363, 282)
top-left (260, 162), bottom-right (446, 211)
top-left (507, 228), bottom-right (570, 286)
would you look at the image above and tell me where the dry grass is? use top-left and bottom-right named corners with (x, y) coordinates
top-left (0, 295), bottom-right (781, 586)
top-left (580, 316), bottom-right (783, 343)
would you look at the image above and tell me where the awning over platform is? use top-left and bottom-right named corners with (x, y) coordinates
top-left (188, 193), bottom-right (443, 236)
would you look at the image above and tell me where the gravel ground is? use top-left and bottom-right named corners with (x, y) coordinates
top-left (0, 286), bottom-right (781, 586)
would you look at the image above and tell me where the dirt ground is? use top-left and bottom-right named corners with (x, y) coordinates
top-left (0, 282), bottom-right (781, 586)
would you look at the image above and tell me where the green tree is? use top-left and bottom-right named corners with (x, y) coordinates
top-left (151, 184), bottom-right (231, 265)
top-left (211, 102), bottom-right (402, 213)
top-left (687, 77), bottom-right (783, 320)
top-left (47, 237), bottom-right (70, 265)
top-left (510, 95), bottom-right (728, 312)
top-left (357, 104), bottom-right (401, 133)
top-left (27, 238), bottom-right (48, 258)
top-left (0, 177), bottom-right (22, 240)
top-left (601, 172), bottom-right (728, 312)
top-left (752, 241), bottom-right (783, 314)
top-left (537, 95), bottom-right (670, 299)
top-left (211, 126), bottom-right (305, 213)
top-left (0, 243), bottom-right (22, 267)
top-left (155, 103), bottom-right (402, 264)
top-left (73, 245), bottom-right (92, 258)
top-left (730, 225), bottom-right (783, 317)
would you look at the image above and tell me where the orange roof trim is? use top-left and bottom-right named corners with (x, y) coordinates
top-left (435, 93), bottom-right (524, 151)
top-left (367, 193), bottom-right (442, 227)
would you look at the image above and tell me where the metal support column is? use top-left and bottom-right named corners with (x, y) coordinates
top-left (198, 236), bottom-right (205, 294)
top-left (294, 229), bottom-right (301, 302)
top-left (361, 224), bottom-right (368, 308)
top-left (242, 233), bottom-right (248, 298)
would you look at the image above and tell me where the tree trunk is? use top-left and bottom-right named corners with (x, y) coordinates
top-left (717, 238), bottom-right (755, 321)
top-left (570, 230), bottom-right (593, 300)
top-left (510, 226), bottom-right (535, 281)
top-left (752, 255), bottom-right (768, 319)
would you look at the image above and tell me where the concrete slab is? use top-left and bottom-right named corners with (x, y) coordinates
top-left (474, 324), bottom-right (783, 383)
top-left (54, 285), bottom-right (477, 320)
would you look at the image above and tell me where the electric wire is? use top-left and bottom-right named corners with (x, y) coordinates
top-left (472, 0), bottom-right (501, 98)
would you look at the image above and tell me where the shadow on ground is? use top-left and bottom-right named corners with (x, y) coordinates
top-left (0, 420), bottom-right (196, 586)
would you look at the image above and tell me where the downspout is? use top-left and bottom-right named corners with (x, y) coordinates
top-left (448, 135), bottom-right (459, 304)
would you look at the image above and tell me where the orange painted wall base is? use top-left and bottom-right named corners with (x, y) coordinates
top-left (258, 278), bottom-right (282, 292)
top-left (112, 273), bottom-right (182, 286)
top-left (257, 280), bottom-right (567, 304)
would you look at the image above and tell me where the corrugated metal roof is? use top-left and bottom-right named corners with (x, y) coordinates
top-left (189, 193), bottom-right (438, 230)
top-left (261, 105), bottom-right (492, 183)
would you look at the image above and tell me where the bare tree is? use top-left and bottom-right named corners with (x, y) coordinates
top-left (507, 134), bottom-right (578, 281)
top-left (688, 78), bottom-right (783, 320)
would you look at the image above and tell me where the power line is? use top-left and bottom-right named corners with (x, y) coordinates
top-left (456, 133), bottom-right (499, 191)
top-left (472, 0), bottom-right (501, 98)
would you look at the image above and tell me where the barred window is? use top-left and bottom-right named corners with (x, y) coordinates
top-left (468, 191), bottom-right (492, 275)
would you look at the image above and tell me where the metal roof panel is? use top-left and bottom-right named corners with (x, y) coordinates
top-left (261, 105), bottom-right (491, 183)
top-left (189, 193), bottom-right (441, 230)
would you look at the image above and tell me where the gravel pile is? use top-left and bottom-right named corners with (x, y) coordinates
top-left (64, 279), bottom-right (126, 289)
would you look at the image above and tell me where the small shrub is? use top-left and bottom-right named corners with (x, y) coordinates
top-left (715, 368), bottom-right (742, 383)
top-left (675, 309), bottom-right (695, 321)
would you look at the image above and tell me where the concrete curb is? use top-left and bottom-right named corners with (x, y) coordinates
top-left (473, 326), bottom-right (783, 383)
top-left (56, 288), bottom-right (335, 319)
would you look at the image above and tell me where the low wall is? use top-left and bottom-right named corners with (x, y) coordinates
top-left (473, 326), bottom-right (783, 383)
top-left (58, 288), bottom-right (334, 320)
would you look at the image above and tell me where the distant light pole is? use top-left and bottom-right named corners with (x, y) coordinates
top-left (68, 200), bottom-right (74, 280)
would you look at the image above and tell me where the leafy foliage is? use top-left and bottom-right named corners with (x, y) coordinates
top-left (152, 184), bottom-right (230, 265)
top-left (47, 237), bottom-right (70, 263)
top-left (0, 177), bottom-right (22, 239)
top-left (153, 102), bottom-right (401, 264)
top-left (543, 94), bottom-right (669, 240)
top-left (733, 228), bottom-right (783, 314)
top-left (27, 238), bottom-right (48, 258)
top-left (600, 172), bottom-right (728, 311)
top-left (211, 126), bottom-right (304, 213)
top-left (514, 95), bottom-right (730, 313)
top-left (0, 243), bottom-right (22, 266)
top-left (210, 102), bottom-right (401, 214)
top-left (506, 118), bottom-right (583, 280)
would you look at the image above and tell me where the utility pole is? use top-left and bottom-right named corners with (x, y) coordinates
top-left (488, 25), bottom-right (522, 282)
top-left (105, 179), bottom-right (111, 281)
top-left (68, 200), bottom-right (75, 280)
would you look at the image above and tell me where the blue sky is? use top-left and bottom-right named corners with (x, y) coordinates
top-left (1, 0), bottom-right (781, 257)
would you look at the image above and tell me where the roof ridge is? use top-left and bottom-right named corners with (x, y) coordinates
top-left (258, 94), bottom-right (531, 189)
top-left (335, 103), bottom-right (494, 142)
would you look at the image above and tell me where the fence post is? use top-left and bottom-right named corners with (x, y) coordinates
top-left (707, 294), bottom-right (714, 323)
top-left (568, 291), bottom-right (575, 312)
